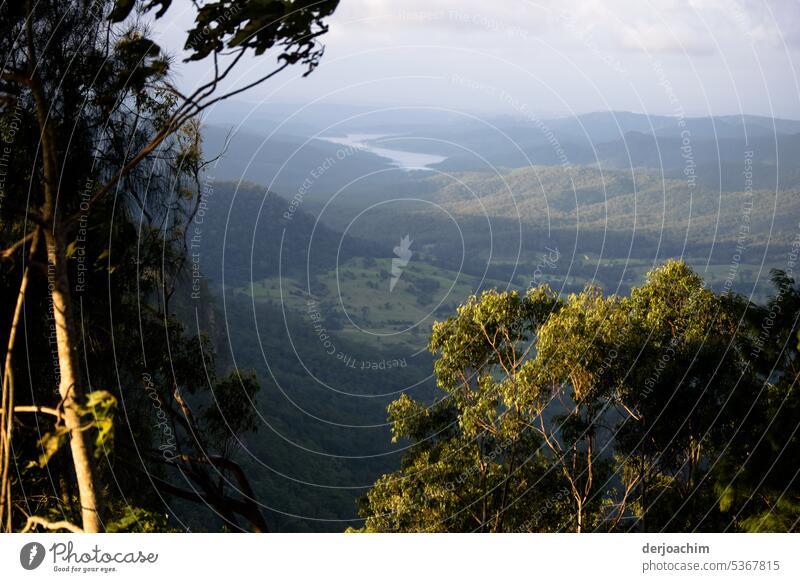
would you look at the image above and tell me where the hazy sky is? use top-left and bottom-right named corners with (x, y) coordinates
top-left (154, 0), bottom-right (800, 119)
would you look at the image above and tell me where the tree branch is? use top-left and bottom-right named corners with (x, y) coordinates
top-left (0, 405), bottom-right (63, 420)
top-left (22, 515), bottom-right (83, 533)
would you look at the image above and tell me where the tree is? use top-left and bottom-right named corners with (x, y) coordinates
top-left (353, 287), bottom-right (565, 532)
top-left (519, 285), bottom-right (629, 531)
top-left (712, 270), bottom-right (800, 531)
top-left (354, 261), bottom-right (766, 532)
top-left (612, 261), bottom-right (754, 531)
top-left (0, 0), bottom-right (339, 532)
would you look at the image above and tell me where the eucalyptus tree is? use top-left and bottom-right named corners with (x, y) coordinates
top-left (356, 261), bottom-right (763, 532)
top-left (353, 287), bottom-right (565, 532)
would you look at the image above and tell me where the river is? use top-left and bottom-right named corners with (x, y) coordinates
top-left (321, 133), bottom-right (446, 171)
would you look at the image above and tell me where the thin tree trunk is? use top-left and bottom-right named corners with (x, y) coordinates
top-left (45, 230), bottom-right (104, 532)
top-left (639, 451), bottom-right (647, 532)
top-left (0, 232), bottom-right (39, 531)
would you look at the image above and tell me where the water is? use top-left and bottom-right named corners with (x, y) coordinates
top-left (322, 133), bottom-right (446, 171)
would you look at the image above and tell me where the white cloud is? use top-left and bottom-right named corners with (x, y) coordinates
top-left (618, 23), bottom-right (716, 55)
top-left (327, 0), bottom-right (547, 40)
top-left (331, 0), bottom-right (798, 56)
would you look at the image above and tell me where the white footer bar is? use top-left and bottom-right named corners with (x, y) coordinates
top-left (2, 533), bottom-right (798, 581)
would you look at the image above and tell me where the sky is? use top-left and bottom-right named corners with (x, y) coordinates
top-left (153, 0), bottom-right (800, 119)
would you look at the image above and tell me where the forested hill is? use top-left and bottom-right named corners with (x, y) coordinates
top-left (197, 181), bottom-right (381, 287)
top-left (191, 180), bottom-right (437, 531)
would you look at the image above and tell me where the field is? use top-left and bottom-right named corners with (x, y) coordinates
top-left (235, 257), bottom-right (512, 350)
top-left (234, 253), bottom-right (782, 356)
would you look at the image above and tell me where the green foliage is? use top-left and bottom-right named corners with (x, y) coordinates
top-left (36, 428), bottom-right (70, 469)
top-left (110, 0), bottom-right (340, 73)
top-left (84, 391), bottom-right (118, 458)
top-left (36, 391), bottom-right (117, 468)
top-left (710, 274), bottom-right (800, 532)
top-left (740, 498), bottom-right (800, 533)
top-left (106, 505), bottom-right (181, 533)
top-left (356, 261), bottom-right (792, 532)
top-left (354, 286), bottom-right (565, 532)
top-left (202, 369), bottom-right (261, 449)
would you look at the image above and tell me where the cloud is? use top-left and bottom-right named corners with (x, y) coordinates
top-left (328, 0), bottom-right (800, 61)
top-left (562, 0), bottom-right (716, 56)
top-left (733, 0), bottom-right (800, 49)
top-left (327, 0), bottom-right (547, 39)
top-left (618, 23), bottom-right (716, 56)
top-left (600, 0), bottom-right (800, 54)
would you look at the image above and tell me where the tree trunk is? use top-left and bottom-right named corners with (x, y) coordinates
top-left (26, 6), bottom-right (105, 528)
top-left (0, 233), bottom-right (38, 531)
top-left (45, 228), bottom-right (105, 532)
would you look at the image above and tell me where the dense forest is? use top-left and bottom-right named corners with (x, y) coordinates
top-left (1, 0), bottom-right (799, 535)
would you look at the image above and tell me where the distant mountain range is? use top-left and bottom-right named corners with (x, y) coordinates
top-left (202, 106), bottom-right (800, 191)
top-left (198, 107), bottom-right (798, 281)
